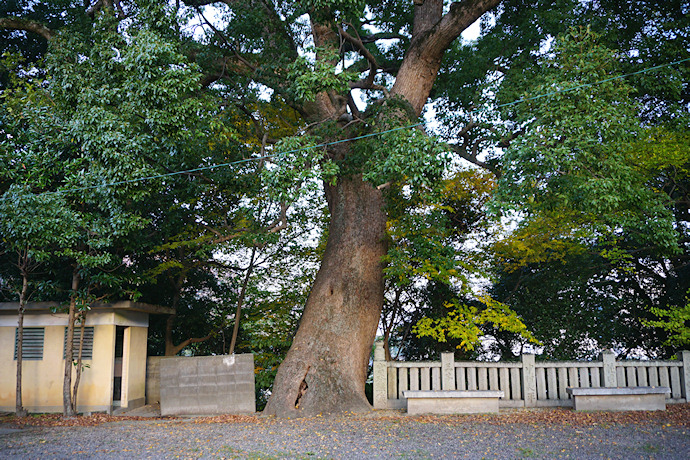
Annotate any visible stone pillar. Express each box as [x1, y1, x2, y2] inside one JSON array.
[[600, 349, 617, 387], [373, 342, 388, 409], [441, 352, 455, 390], [521, 354, 537, 407], [677, 350, 690, 401]]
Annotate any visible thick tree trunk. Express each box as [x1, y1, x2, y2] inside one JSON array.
[[265, 0, 500, 418], [264, 174, 388, 417]]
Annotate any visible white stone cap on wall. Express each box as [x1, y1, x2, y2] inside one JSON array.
[[403, 390, 505, 398], [566, 387, 671, 396]]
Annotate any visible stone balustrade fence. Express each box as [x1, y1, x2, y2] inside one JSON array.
[[372, 344, 690, 410]]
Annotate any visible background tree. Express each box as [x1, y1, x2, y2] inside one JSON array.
[[1, 1, 319, 415], [0, 188, 77, 415], [1, 2, 223, 414], [2, 0, 688, 418], [483, 19, 688, 359], [382, 1, 687, 361], [380, 167, 537, 360]]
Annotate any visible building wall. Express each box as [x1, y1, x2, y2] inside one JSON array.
[[124, 326, 148, 409], [0, 310, 150, 413], [0, 322, 115, 413], [72, 324, 116, 412]]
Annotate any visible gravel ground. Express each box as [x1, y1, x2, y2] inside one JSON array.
[[1, 411, 689, 459]]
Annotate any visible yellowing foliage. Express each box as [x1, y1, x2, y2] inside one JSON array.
[[412, 295, 540, 352], [492, 210, 593, 272], [643, 290, 690, 348], [628, 128, 690, 177]]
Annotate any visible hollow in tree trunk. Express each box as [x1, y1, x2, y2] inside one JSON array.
[[264, 0, 500, 417], [264, 175, 387, 417]]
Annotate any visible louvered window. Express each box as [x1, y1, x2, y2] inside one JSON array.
[[14, 327, 45, 360], [63, 327, 94, 359]]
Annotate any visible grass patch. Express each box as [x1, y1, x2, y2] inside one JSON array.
[[517, 447, 537, 457], [641, 443, 660, 453]]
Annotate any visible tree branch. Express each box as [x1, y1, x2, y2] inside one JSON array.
[[450, 128, 500, 177], [360, 32, 407, 43], [391, 0, 501, 114], [197, 9, 258, 74], [347, 91, 362, 119], [0, 17, 55, 40], [228, 246, 257, 354], [430, 0, 502, 52], [267, 202, 289, 234], [349, 79, 389, 94], [339, 24, 379, 71], [167, 332, 216, 356], [497, 129, 524, 148]]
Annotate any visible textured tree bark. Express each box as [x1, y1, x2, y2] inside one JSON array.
[[63, 270, 79, 416], [71, 312, 87, 414], [264, 174, 388, 416], [228, 247, 256, 355], [0, 17, 54, 40], [15, 268, 29, 417], [264, 0, 502, 417]]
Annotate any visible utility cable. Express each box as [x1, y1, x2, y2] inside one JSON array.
[[3, 56, 689, 199]]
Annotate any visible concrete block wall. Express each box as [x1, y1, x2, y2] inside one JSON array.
[[159, 354, 255, 416], [146, 356, 162, 404]]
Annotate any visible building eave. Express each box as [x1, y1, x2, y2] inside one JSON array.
[[0, 301, 175, 316]]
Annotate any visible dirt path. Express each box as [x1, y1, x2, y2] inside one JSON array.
[[1, 406, 689, 459]]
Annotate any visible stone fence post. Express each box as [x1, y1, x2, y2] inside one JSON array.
[[600, 349, 617, 387], [441, 352, 455, 390], [521, 354, 537, 407], [678, 350, 690, 401], [373, 342, 388, 409]]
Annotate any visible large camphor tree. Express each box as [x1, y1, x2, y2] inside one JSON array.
[[5, 0, 685, 417], [1, 0, 502, 417], [236, 0, 502, 417]]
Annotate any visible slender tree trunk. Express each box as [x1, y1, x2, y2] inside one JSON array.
[[228, 247, 256, 355], [164, 313, 178, 356], [63, 270, 79, 416], [164, 277, 216, 355], [71, 311, 86, 414], [164, 271, 186, 356], [382, 287, 404, 362], [15, 267, 29, 417], [383, 329, 393, 362], [264, 174, 388, 416]]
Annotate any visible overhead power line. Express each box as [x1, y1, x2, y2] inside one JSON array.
[[3, 56, 689, 199]]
